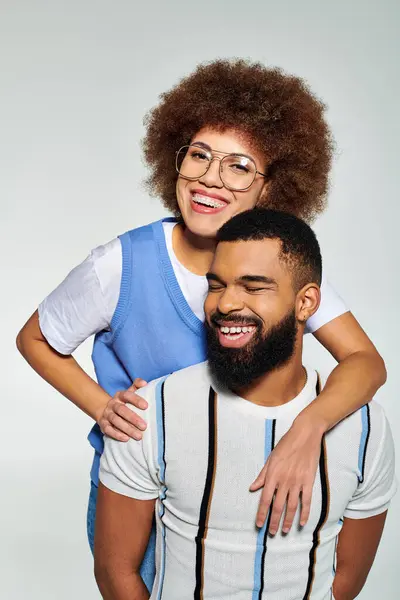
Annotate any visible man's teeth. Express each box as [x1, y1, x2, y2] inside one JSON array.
[[192, 194, 226, 209], [220, 326, 255, 334]]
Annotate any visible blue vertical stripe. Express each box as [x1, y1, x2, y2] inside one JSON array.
[[252, 419, 275, 600], [357, 405, 370, 483], [155, 376, 168, 600]]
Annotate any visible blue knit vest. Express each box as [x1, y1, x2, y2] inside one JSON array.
[[88, 217, 207, 482], [88, 218, 207, 590]]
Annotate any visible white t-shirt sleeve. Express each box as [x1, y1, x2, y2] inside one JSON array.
[[99, 384, 160, 500], [305, 277, 349, 334], [38, 238, 122, 355], [344, 407, 397, 519]]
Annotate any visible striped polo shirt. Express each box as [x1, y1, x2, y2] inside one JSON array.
[[100, 362, 396, 600]]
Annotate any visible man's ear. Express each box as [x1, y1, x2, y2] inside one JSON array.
[[295, 283, 321, 323]]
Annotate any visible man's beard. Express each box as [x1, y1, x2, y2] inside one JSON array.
[[206, 309, 298, 391]]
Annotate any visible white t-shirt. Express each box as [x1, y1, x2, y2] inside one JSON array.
[[100, 362, 396, 600], [38, 222, 348, 355]]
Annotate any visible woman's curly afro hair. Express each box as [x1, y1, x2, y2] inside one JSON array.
[[142, 59, 333, 223]]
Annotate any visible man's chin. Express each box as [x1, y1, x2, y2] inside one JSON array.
[[206, 308, 298, 391]]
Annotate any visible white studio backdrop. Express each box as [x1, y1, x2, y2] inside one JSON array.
[[1, 1, 399, 598]]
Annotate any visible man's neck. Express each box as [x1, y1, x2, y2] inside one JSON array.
[[172, 223, 216, 276], [235, 354, 307, 408]]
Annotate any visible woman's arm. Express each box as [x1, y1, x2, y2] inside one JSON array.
[[17, 310, 112, 423], [251, 312, 386, 534], [17, 310, 146, 441], [303, 311, 386, 429]]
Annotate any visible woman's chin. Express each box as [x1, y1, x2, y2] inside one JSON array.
[[181, 208, 232, 240]]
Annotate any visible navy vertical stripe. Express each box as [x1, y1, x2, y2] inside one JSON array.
[[302, 377, 330, 600], [302, 437, 330, 600], [155, 377, 169, 600], [252, 419, 277, 600], [194, 387, 218, 600]]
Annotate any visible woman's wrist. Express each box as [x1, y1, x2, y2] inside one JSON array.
[[93, 394, 111, 425], [293, 404, 329, 437]]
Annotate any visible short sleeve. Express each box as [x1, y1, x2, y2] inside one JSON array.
[[38, 238, 122, 354], [344, 408, 397, 519], [99, 384, 160, 500], [305, 277, 349, 334]]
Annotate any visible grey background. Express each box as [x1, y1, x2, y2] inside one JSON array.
[[1, 0, 399, 598]]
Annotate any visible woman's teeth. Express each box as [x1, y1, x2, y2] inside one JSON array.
[[192, 194, 226, 209]]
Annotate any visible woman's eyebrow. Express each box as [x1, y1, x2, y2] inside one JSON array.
[[192, 141, 211, 150], [191, 141, 255, 162]]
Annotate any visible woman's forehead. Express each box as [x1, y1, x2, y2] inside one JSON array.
[[190, 127, 266, 162]]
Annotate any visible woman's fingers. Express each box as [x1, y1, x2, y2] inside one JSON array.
[[127, 377, 148, 392], [281, 489, 301, 533], [254, 475, 275, 528], [250, 420, 322, 533], [114, 401, 147, 430], [133, 377, 148, 388], [249, 462, 267, 492], [118, 389, 148, 410], [99, 387, 149, 440], [101, 422, 129, 442], [300, 485, 313, 527], [106, 410, 144, 440]]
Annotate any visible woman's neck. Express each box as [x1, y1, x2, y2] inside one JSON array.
[[172, 223, 217, 276]]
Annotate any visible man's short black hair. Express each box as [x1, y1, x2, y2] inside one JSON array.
[[217, 208, 322, 291]]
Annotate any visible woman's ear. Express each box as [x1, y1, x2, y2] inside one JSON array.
[[257, 179, 272, 206], [295, 283, 321, 323]]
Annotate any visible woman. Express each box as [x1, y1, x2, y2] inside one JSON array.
[[16, 59, 385, 591]]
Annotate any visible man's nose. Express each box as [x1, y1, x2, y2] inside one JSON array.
[[217, 288, 245, 314], [199, 158, 224, 188]]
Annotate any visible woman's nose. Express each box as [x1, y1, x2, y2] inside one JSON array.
[[199, 158, 223, 188]]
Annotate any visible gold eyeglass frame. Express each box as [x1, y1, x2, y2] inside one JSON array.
[[175, 144, 268, 192]]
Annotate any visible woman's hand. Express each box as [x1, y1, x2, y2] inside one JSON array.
[[250, 413, 326, 534], [98, 378, 149, 442]]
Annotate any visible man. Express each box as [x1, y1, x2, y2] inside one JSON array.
[[95, 209, 396, 599]]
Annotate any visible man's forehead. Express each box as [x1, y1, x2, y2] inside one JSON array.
[[212, 239, 285, 277]]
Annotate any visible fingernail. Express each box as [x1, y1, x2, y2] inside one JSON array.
[[269, 528, 276, 536], [282, 528, 289, 534]]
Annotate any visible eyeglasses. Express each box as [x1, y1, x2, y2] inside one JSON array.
[[175, 144, 268, 191]]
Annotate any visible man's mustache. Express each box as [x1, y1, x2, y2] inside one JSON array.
[[209, 311, 262, 327]]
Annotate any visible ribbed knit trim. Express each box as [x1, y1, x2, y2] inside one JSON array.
[[110, 230, 133, 333], [153, 218, 204, 336]]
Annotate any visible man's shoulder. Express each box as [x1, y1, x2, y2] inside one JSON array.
[[165, 361, 212, 394], [345, 399, 386, 427], [140, 362, 211, 403], [329, 398, 389, 445]]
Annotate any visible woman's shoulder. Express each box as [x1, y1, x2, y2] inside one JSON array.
[[90, 237, 122, 291]]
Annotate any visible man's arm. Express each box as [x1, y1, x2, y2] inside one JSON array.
[[94, 482, 155, 600], [333, 405, 396, 599], [333, 512, 387, 599], [95, 380, 160, 599]]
